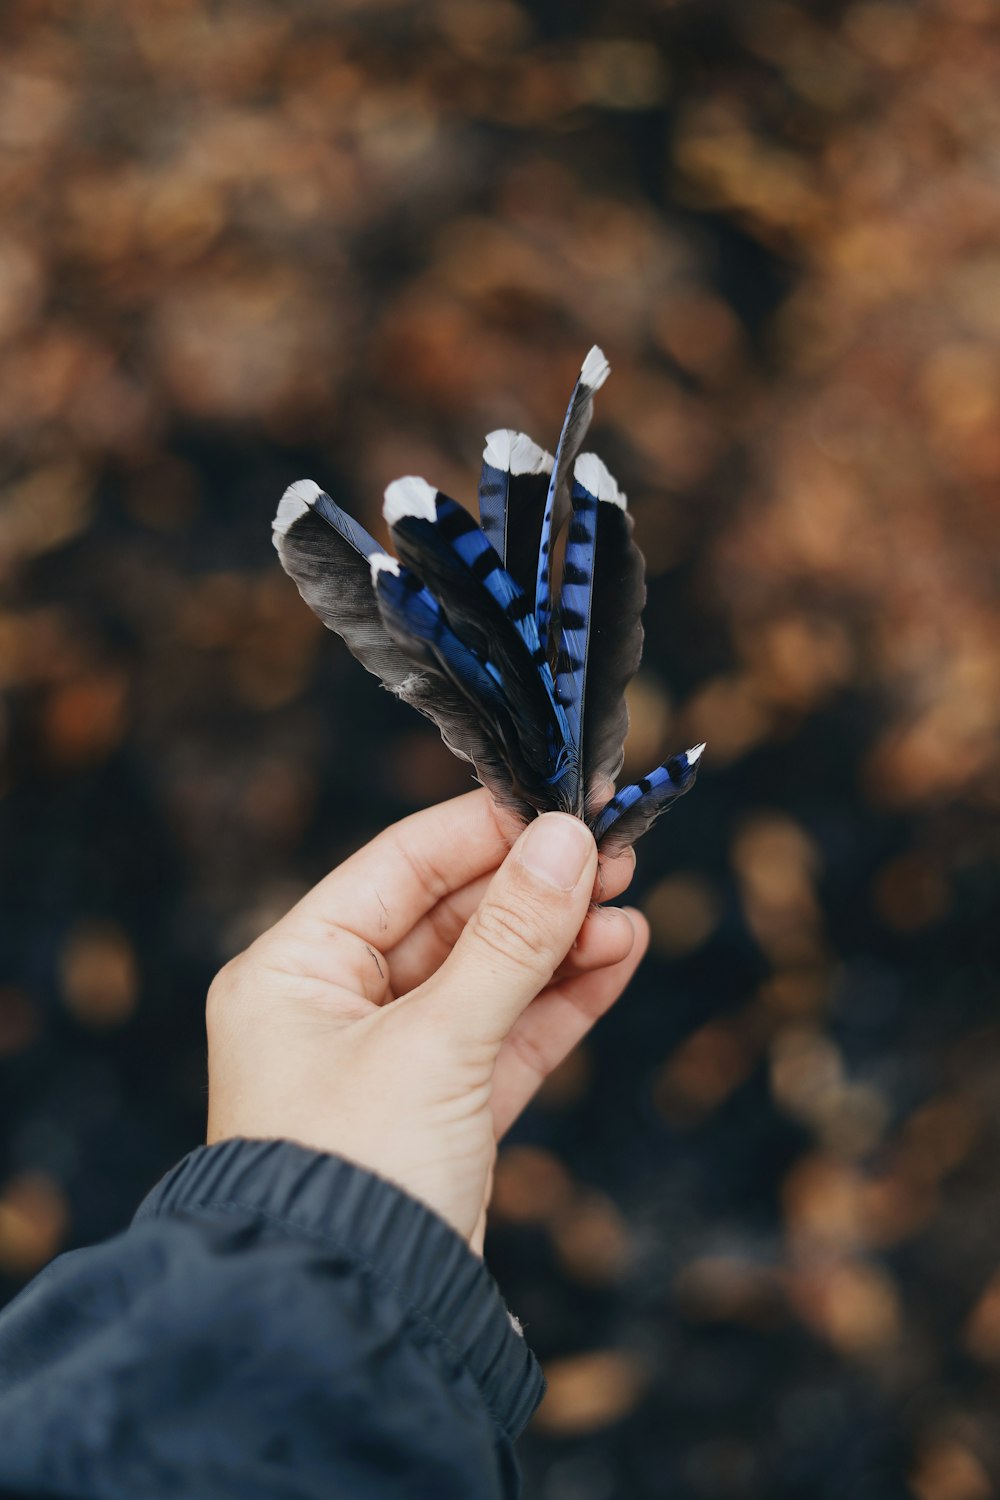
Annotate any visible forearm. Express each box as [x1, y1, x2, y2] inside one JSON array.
[[0, 1139, 542, 1500]]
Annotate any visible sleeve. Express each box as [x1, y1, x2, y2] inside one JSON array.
[[0, 1138, 545, 1500]]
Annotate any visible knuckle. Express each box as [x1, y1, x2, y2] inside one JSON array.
[[507, 1022, 551, 1082], [207, 955, 238, 1006], [393, 832, 452, 906], [426, 891, 468, 952], [206, 952, 253, 1028]]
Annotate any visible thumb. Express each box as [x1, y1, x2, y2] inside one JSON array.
[[423, 813, 598, 1044]]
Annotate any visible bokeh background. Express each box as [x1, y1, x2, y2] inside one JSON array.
[[2, 0, 1000, 1495]]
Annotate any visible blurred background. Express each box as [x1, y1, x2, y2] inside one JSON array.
[[1, 0, 999, 1495]]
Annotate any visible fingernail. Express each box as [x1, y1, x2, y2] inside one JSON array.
[[519, 814, 594, 891]]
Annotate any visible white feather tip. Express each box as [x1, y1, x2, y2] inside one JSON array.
[[581, 345, 610, 391], [574, 452, 626, 508], [686, 743, 706, 766], [369, 551, 400, 583], [273, 478, 322, 537], [483, 429, 553, 476], [383, 476, 438, 526]]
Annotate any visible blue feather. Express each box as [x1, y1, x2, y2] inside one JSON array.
[[389, 481, 543, 654], [477, 430, 553, 589], [272, 351, 705, 853], [534, 346, 609, 654], [552, 454, 622, 812], [384, 477, 576, 804], [274, 481, 535, 820], [369, 553, 504, 702], [371, 550, 572, 814], [579, 479, 646, 816], [589, 745, 705, 853]]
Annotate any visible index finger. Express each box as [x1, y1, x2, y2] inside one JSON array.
[[280, 789, 511, 949], [278, 789, 637, 952]]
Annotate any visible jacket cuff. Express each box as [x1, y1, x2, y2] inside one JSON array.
[[134, 1137, 544, 1441]]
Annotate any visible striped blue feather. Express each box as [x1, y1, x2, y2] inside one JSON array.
[[552, 454, 619, 812], [589, 745, 705, 853], [477, 430, 553, 590], [272, 351, 705, 853], [384, 477, 576, 802], [369, 554, 504, 702], [534, 345, 609, 655]]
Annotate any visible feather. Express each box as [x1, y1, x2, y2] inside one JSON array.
[[534, 345, 610, 654], [384, 476, 576, 809], [370, 553, 548, 818], [577, 460, 646, 816], [477, 430, 553, 596], [273, 481, 532, 817], [590, 744, 705, 855], [386, 478, 539, 659], [273, 479, 411, 691], [272, 349, 704, 855], [551, 453, 644, 818], [551, 453, 606, 814], [369, 552, 505, 703]]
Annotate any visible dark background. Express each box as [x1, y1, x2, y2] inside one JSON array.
[[2, 1, 1000, 1496]]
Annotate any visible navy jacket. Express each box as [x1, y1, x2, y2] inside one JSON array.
[[0, 1138, 544, 1497]]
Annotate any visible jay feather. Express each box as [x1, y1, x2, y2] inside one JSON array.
[[272, 349, 702, 853]]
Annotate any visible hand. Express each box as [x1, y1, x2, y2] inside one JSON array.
[[206, 791, 649, 1252]]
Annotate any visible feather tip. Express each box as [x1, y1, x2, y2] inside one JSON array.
[[369, 551, 401, 582], [384, 476, 438, 526], [483, 430, 554, 476], [574, 452, 626, 508], [580, 345, 610, 391], [274, 478, 322, 537]]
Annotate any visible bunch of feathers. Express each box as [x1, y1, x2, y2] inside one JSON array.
[[273, 347, 702, 857]]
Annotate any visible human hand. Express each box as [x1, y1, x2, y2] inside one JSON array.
[[206, 791, 649, 1252]]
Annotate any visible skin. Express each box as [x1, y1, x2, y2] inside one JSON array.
[[207, 790, 650, 1254]]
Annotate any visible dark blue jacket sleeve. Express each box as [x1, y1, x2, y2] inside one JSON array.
[[0, 1138, 544, 1499]]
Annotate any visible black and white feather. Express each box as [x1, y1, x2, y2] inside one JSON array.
[[272, 348, 702, 853]]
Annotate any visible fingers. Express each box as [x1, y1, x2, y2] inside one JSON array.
[[490, 909, 650, 1137], [588, 773, 615, 811], [386, 845, 637, 995], [388, 873, 636, 997], [570, 905, 636, 972], [417, 813, 599, 1043], [269, 782, 635, 993], [276, 789, 511, 950], [596, 844, 635, 903]]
